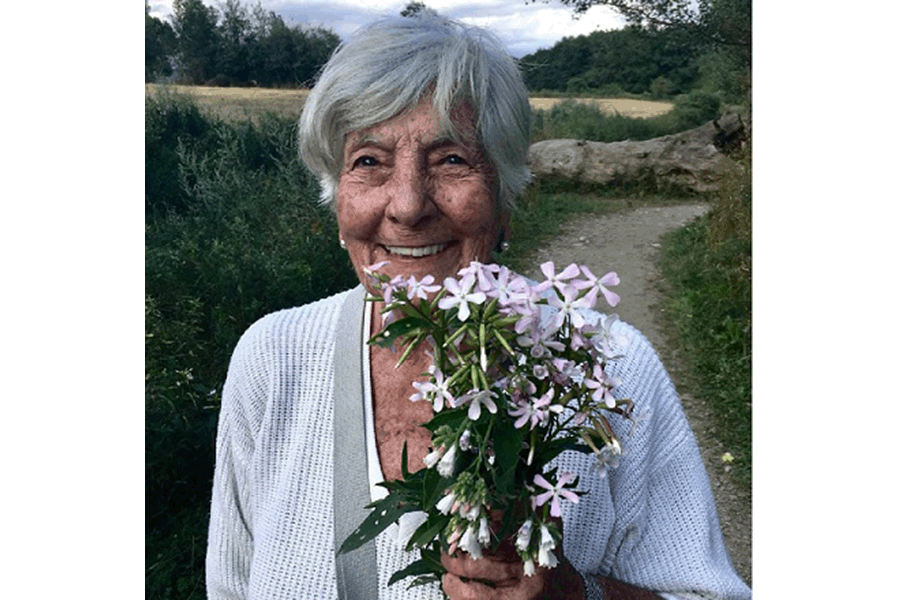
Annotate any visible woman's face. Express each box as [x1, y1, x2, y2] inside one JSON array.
[[336, 98, 503, 294]]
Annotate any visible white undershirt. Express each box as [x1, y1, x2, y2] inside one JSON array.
[[362, 304, 389, 502]]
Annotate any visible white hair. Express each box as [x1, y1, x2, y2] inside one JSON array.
[[298, 14, 533, 212]]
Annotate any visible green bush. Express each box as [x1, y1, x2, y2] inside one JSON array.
[[649, 76, 675, 99], [145, 89, 220, 215], [145, 93, 358, 598], [659, 142, 751, 487], [669, 91, 722, 130], [531, 91, 720, 144]]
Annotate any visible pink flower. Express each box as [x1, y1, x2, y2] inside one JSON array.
[[410, 367, 455, 412], [574, 266, 620, 308], [547, 284, 592, 331], [438, 273, 486, 321], [381, 275, 407, 305], [478, 265, 528, 306], [583, 363, 619, 409], [516, 324, 565, 359], [533, 472, 580, 517], [452, 389, 499, 421], [405, 274, 441, 300], [533, 261, 581, 293], [508, 389, 562, 429]]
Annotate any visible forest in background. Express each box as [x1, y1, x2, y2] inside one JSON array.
[[146, 0, 750, 103]]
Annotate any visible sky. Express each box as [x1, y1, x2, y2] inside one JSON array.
[[146, 0, 626, 58]]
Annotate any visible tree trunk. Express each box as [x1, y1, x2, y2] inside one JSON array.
[[527, 113, 747, 193]]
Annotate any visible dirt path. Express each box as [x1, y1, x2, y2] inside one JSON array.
[[521, 203, 752, 586]]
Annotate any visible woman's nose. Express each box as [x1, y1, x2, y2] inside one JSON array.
[[385, 160, 437, 227]]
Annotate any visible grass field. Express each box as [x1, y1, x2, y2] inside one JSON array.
[[144, 84, 673, 122]]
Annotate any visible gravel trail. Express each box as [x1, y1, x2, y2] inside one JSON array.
[[521, 203, 752, 586]]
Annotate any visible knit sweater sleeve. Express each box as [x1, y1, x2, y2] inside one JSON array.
[[205, 314, 271, 600], [593, 321, 750, 599], [554, 315, 750, 600]]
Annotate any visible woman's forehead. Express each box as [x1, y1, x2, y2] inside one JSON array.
[[345, 98, 477, 149]]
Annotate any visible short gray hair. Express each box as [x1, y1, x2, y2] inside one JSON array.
[[298, 14, 533, 212]]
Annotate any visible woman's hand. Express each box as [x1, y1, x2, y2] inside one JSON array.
[[440, 530, 585, 600]]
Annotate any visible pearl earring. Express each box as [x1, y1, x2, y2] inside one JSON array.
[[339, 238, 347, 250]]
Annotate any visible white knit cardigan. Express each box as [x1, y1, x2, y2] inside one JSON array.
[[206, 286, 752, 599]]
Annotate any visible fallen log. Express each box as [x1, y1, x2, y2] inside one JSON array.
[[527, 113, 746, 193]]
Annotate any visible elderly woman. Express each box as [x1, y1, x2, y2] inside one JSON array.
[[206, 14, 751, 600]]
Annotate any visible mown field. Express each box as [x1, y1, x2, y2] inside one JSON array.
[[144, 83, 673, 122]]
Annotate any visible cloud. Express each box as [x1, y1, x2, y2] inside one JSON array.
[[146, 0, 625, 58]]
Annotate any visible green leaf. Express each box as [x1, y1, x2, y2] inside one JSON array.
[[369, 317, 431, 349], [387, 557, 440, 587], [339, 494, 413, 554], [491, 417, 527, 497], [422, 408, 468, 434], [532, 435, 587, 465], [406, 511, 449, 551], [422, 464, 448, 508]]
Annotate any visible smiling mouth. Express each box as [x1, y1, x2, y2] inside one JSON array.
[[384, 243, 449, 258]]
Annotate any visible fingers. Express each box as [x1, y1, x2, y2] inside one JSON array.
[[442, 570, 546, 600], [441, 550, 522, 584], [442, 572, 494, 600]]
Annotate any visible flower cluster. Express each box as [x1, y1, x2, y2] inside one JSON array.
[[341, 260, 633, 589]]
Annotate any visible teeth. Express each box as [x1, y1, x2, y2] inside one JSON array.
[[385, 243, 448, 257]]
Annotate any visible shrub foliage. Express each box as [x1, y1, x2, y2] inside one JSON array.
[[659, 142, 751, 486], [531, 91, 721, 142], [145, 90, 357, 598]]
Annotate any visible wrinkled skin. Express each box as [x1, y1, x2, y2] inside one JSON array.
[[336, 97, 505, 298]]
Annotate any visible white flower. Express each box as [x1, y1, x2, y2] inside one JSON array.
[[539, 524, 556, 550], [396, 511, 428, 547], [477, 517, 491, 545], [515, 519, 534, 552], [437, 444, 457, 477], [533, 261, 581, 294], [410, 367, 455, 412], [405, 274, 441, 300], [423, 447, 443, 469], [574, 266, 620, 307], [593, 441, 622, 478], [547, 284, 591, 331], [435, 491, 457, 515], [459, 525, 483, 559], [523, 558, 536, 577], [533, 472, 580, 517], [537, 545, 558, 568]]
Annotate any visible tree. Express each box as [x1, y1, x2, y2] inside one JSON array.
[[172, 0, 220, 83], [216, 0, 254, 85], [293, 26, 340, 87], [545, 0, 749, 60], [544, 0, 750, 99], [401, 1, 439, 17], [146, 3, 176, 82]]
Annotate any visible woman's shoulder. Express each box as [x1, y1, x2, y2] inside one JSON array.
[[231, 286, 361, 361]]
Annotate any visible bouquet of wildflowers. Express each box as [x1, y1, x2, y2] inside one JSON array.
[[339, 260, 633, 589]]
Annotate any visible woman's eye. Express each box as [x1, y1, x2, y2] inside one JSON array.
[[353, 155, 378, 168], [442, 154, 466, 166]]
